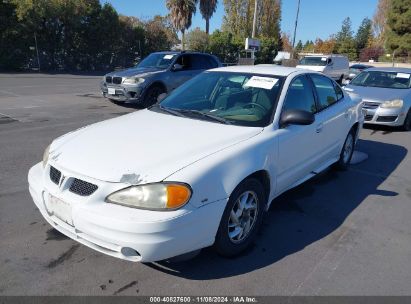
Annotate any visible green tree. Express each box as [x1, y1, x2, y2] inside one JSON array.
[[296, 40, 303, 51], [186, 27, 209, 51], [207, 29, 243, 63], [199, 0, 218, 35], [372, 0, 390, 47], [355, 18, 373, 52], [166, 0, 197, 50], [386, 0, 411, 53], [335, 17, 357, 60], [145, 15, 178, 55], [222, 0, 281, 39]]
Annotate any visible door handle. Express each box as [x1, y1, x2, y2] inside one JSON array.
[[344, 111, 349, 118], [316, 123, 323, 133]]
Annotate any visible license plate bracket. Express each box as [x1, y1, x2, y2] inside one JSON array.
[[45, 194, 73, 226], [108, 88, 116, 95]]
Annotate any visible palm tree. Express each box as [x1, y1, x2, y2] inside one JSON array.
[[166, 0, 197, 50], [199, 0, 218, 35]]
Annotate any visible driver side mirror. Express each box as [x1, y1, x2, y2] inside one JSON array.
[[172, 63, 183, 71], [280, 109, 315, 128]]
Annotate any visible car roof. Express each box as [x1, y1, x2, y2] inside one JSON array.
[[350, 64, 373, 68], [366, 67, 411, 73], [152, 51, 214, 56], [209, 64, 305, 76]]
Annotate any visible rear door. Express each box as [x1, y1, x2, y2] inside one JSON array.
[[309, 73, 350, 163]]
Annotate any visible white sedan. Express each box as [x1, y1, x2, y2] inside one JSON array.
[[28, 65, 363, 262]]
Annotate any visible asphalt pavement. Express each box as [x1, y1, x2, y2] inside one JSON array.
[[1, 73, 410, 296]]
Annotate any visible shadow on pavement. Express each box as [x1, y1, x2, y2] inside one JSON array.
[[146, 139, 407, 280]]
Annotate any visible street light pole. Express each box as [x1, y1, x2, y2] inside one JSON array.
[[251, 0, 258, 60], [252, 0, 258, 39], [292, 0, 301, 57], [34, 32, 41, 72]]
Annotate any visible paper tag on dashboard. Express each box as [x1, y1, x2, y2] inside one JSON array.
[[321, 57, 327, 61], [396, 73, 410, 79], [244, 76, 278, 90], [163, 54, 175, 59]]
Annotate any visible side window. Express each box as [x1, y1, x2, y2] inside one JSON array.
[[282, 75, 317, 114], [189, 55, 209, 70], [333, 81, 344, 100], [174, 55, 191, 70], [206, 56, 219, 69], [310, 74, 338, 110]]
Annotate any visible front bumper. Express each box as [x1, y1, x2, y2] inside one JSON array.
[[363, 105, 407, 127], [100, 81, 144, 103], [28, 162, 226, 262]]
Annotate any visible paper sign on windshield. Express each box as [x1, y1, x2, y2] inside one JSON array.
[[244, 76, 278, 90], [396, 73, 410, 79], [163, 54, 175, 59]]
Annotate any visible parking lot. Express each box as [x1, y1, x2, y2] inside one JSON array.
[[1, 73, 411, 296]]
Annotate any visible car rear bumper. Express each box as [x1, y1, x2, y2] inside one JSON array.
[[28, 162, 226, 262]]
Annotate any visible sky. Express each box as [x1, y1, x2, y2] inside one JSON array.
[[102, 0, 379, 43]]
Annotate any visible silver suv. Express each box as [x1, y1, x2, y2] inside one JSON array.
[[100, 51, 221, 107]]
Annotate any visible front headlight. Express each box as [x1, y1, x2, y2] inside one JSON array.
[[42, 144, 51, 168], [380, 99, 403, 108], [122, 77, 145, 85], [106, 183, 192, 210]]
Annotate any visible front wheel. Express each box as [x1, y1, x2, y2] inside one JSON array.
[[402, 109, 411, 131], [214, 178, 265, 257], [334, 129, 356, 170], [142, 85, 165, 108]]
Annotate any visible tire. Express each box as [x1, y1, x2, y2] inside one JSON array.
[[334, 129, 356, 170], [402, 109, 411, 131], [214, 178, 265, 257], [142, 84, 165, 108]]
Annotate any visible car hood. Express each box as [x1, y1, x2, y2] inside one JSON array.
[[107, 66, 164, 78], [49, 110, 263, 184], [344, 85, 410, 102], [296, 65, 325, 72]]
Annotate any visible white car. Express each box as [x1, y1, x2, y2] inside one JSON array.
[[296, 55, 349, 83], [28, 65, 363, 262]]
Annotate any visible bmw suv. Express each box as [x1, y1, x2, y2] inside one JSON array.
[[100, 51, 221, 107]]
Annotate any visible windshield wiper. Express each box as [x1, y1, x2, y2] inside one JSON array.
[[150, 104, 186, 117], [177, 109, 232, 124]]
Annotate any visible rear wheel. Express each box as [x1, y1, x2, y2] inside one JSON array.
[[142, 85, 165, 108], [402, 109, 411, 131], [334, 129, 356, 170], [214, 178, 265, 257]]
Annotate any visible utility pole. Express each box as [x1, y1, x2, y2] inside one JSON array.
[[34, 32, 41, 72], [292, 0, 301, 59], [252, 0, 258, 39], [251, 0, 258, 60]]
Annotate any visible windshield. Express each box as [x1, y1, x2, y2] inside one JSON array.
[[137, 53, 177, 69], [350, 71, 411, 89], [299, 57, 327, 66], [154, 72, 283, 127]]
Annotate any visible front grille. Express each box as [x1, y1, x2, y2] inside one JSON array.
[[105, 76, 112, 83], [376, 115, 397, 122], [69, 178, 98, 196], [363, 102, 380, 109], [113, 77, 122, 84], [364, 114, 374, 121], [49, 166, 61, 185]]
